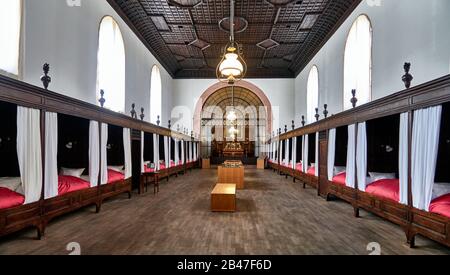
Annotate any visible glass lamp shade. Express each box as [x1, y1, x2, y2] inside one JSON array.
[[226, 110, 237, 121], [219, 53, 243, 77]]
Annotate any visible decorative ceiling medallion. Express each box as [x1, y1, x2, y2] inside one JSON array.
[[189, 38, 211, 50], [256, 38, 280, 51], [167, 0, 203, 8], [264, 0, 297, 7], [218, 17, 249, 34]]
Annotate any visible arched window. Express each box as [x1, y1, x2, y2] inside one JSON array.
[[0, 0, 21, 76], [150, 65, 162, 124], [343, 15, 372, 110], [307, 66, 319, 124], [96, 16, 125, 113]]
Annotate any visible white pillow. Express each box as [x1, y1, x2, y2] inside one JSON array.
[[310, 163, 316, 167], [0, 177, 22, 193], [60, 167, 85, 178], [432, 183, 450, 200], [334, 166, 346, 176], [368, 172, 396, 182], [108, 165, 124, 172]]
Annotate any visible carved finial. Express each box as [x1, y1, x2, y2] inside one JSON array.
[[168, 120, 171, 129], [157, 115, 160, 126], [99, 89, 106, 107], [130, 104, 137, 118], [315, 108, 320, 121], [284, 125, 287, 133], [301, 115, 305, 127], [140, 108, 145, 121], [279, 128, 281, 135], [323, 104, 329, 118], [351, 89, 358, 108], [402, 62, 413, 89], [177, 124, 180, 132], [292, 120, 295, 130], [40, 63, 51, 90]]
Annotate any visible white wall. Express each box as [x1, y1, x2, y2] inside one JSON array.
[[172, 78, 295, 134], [20, 0, 173, 123], [295, 0, 450, 120]]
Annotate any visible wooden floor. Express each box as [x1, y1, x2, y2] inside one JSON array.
[[1, 168, 449, 255]]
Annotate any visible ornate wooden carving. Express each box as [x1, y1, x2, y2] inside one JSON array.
[[140, 108, 145, 121], [168, 120, 171, 129], [157, 115, 161, 126], [292, 120, 295, 130], [130, 103, 137, 118], [301, 115, 306, 127], [40, 63, 51, 90], [351, 89, 358, 108], [315, 108, 320, 121], [402, 62, 413, 89], [98, 90, 106, 108], [323, 104, 329, 118]]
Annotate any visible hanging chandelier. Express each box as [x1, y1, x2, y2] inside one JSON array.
[[216, 0, 247, 84]]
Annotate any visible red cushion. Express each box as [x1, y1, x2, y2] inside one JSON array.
[[429, 194, 450, 218], [0, 187, 25, 209], [144, 167, 155, 173], [332, 172, 347, 186], [160, 164, 166, 170], [107, 169, 125, 184], [366, 179, 399, 202], [296, 163, 302, 171], [58, 175, 90, 195], [307, 166, 315, 175]]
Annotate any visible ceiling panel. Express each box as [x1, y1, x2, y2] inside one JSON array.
[[109, 0, 361, 78]]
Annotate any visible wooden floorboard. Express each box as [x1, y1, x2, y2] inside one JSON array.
[[0, 168, 449, 255]]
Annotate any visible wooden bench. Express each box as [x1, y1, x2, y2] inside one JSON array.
[[211, 184, 236, 212]]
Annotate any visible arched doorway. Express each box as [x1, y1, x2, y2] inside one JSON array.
[[194, 81, 272, 163]]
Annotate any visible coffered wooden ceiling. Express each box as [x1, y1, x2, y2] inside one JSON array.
[[108, 0, 361, 79]]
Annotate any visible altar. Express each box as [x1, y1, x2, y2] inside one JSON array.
[[222, 142, 244, 157]]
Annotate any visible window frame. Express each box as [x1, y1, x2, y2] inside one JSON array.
[[0, 0, 24, 80], [342, 14, 373, 111]]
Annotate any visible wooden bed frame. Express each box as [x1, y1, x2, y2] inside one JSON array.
[[271, 72, 450, 248], [0, 70, 195, 239]]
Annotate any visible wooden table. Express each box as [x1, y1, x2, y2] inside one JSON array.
[[211, 183, 236, 212], [140, 171, 160, 194], [218, 165, 244, 189]]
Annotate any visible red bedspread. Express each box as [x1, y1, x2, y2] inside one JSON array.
[[365, 179, 399, 202], [0, 187, 25, 209], [144, 166, 155, 173], [107, 169, 125, 184], [429, 194, 450, 218], [296, 163, 302, 171], [58, 175, 90, 195], [307, 166, 316, 176], [332, 172, 347, 186]]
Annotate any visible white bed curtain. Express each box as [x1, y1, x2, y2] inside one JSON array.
[[327, 128, 336, 181], [291, 138, 297, 169], [285, 139, 290, 166], [100, 123, 108, 185], [44, 112, 58, 199], [153, 134, 160, 170], [315, 132, 319, 176], [174, 138, 179, 166], [190, 142, 193, 162], [181, 140, 185, 165], [399, 113, 409, 205], [123, 128, 132, 179], [356, 122, 367, 191], [412, 106, 442, 211], [303, 135, 309, 172], [164, 136, 169, 168], [141, 131, 145, 173], [346, 124, 356, 188], [89, 121, 100, 188], [17, 107, 42, 204]]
